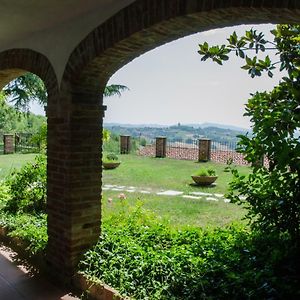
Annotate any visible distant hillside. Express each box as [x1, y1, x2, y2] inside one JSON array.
[[104, 123, 251, 145]]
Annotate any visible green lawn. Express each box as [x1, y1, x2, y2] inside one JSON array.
[[0, 153, 249, 228], [0, 153, 36, 179], [102, 191, 245, 228], [102, 154, 250, 194], [102, 155, 250, 227]]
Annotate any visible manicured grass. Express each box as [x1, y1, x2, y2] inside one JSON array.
[[102, 154, 250, 194], [0, 153, 36, 179], [102, 191, 245, 228], [102, 155, 250, 227], [0, 153, 248, 227]]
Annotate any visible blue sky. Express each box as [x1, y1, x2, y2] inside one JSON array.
[[103, 23, 282, 130], [31, 24, 282, 130]]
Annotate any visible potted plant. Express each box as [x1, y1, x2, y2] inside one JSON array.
[[191, 167, 218, 186], [102, 153, 121, 169]]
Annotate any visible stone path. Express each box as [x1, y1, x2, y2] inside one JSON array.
[[102, 184, 231, 203]]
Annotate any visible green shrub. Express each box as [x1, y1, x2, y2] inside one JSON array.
[[0, 181, 11, 208], [4, 155, 46, 213], [0, 212, 47, 254], [105, 153, 119, 162], [79, 205, 300, 299], [103, 133, 119, 153], [139, 137, 147, 147], [193, 167, 216, 176]]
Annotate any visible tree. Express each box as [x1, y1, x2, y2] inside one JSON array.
[[198, 25, 300, 241], [103, 84, 129, 98], [3, 74, 129, 112]]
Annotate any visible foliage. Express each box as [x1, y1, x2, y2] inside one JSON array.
[[193, 167, 216, 176], [105, 153, 119, 162], [103, 131, 119, 153], [80, 205, 300, 299], [102, 129, 110, 142], [0, 92, 45, 133], [4, 155, 46, 214], [30, 122, 47, 152], [198, 24, 300, 240], [3, 71, 129, 112], [140, 137, 147, 146], [0, 212, 47, 254], [105, 124, 245, 148], [0, 181, 11, 205], [3, 73, 47, 113], [103, 84, 129, 98]]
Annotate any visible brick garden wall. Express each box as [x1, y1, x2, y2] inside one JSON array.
[[138, 144, 249, 165]]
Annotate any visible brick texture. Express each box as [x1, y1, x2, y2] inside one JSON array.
[[1, 0, 300, 285]]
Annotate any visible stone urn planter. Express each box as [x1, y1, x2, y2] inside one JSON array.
[[191, 167, 217, 186], [103, 153, 120, 170], [103, 162, 121, 170], [191, 175, 218, 186]]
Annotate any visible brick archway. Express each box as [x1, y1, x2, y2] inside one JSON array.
[[56, 1, 300, 276], [0, 49, 58, 95], [3, 1, 298, 281], [64, 0, 300, 92]]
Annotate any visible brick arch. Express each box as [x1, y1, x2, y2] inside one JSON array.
[[43, 1, 300, 278], [0, 48, 58, 97], [64, 0, 300, 93]]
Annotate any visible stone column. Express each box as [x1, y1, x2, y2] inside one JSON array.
[[46, 90, 103, 280], [120, 135, 131, 154], [198, 139, 211, 162], [156, 137, 167, 158], [3, 134, 14, 154]]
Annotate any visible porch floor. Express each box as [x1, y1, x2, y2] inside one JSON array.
[[0, 245, 78, 300]]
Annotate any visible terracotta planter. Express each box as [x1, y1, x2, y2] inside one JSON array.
[[103, 162, 121, 169], [191, 175, 218, 186]]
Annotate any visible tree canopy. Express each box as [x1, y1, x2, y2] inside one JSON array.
[[198, 24, 300, 241], [3, 74, 129, 113]]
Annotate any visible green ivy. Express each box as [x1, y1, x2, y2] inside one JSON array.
[[79, 205, 300, 299]]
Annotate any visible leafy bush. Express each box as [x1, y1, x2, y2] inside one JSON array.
[[103, 133, 119, 153], [0, 181, 11, 207], [193, 167, 216, 176], [79, 205, 300, 299], [105, 153, 119, 162], [4, 155, 46, 213], [198, 24, 300, 242], [0, 212, 47, 254], [139, 137, 147, 147], [30, 122, 47, 152]]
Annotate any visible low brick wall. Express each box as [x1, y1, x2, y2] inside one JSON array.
[[138, 145, 250, 166]]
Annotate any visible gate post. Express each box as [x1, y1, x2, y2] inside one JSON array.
[[120, 135, 131, 154], [155, 137, 167, 158], [198, 139, 211, 162], [3, 134, 14, 154]]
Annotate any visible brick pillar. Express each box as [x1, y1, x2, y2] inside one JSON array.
[[3, 134, 14, 154], [46, 90, 103, 280], [198, 139, 211, 162], [156, 137, 167, 158], [120, 135, 131, 154]]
